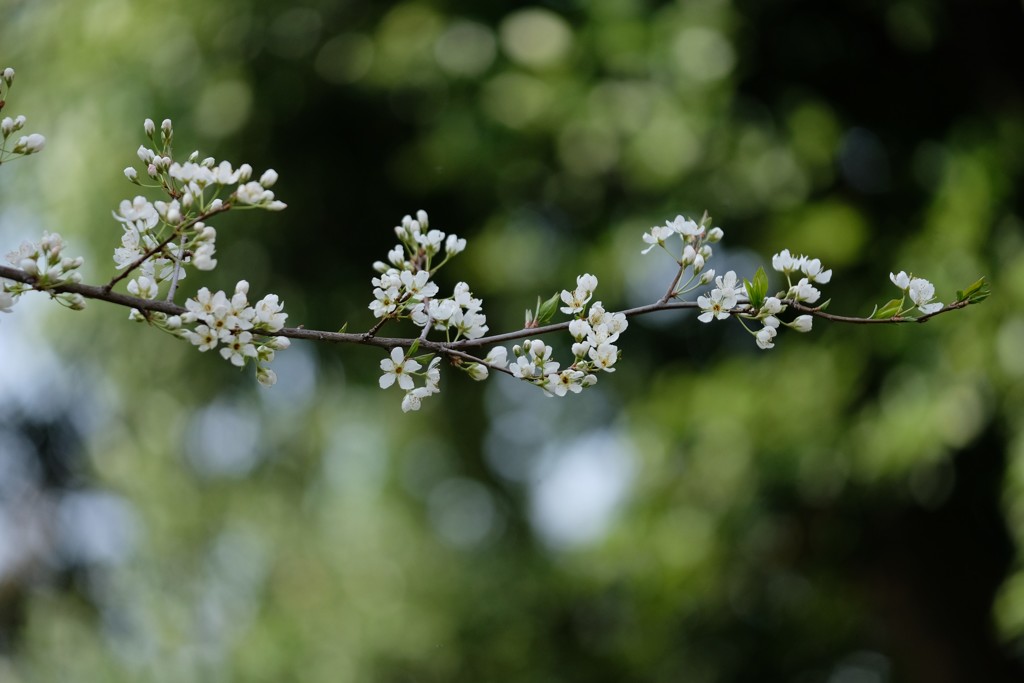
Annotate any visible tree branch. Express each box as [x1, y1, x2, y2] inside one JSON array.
[[1, 263, 974, 364]]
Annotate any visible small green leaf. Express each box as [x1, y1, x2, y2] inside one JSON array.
[[817, 298, 832, 311], [536, 291, 562, 324], [745, 267, 768, 310], [338, 322, 348, 333], [958, 276, 990, 304], [871, 297, 904, 319], [408, 339, 420, 356]]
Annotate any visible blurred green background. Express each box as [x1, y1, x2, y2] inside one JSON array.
[[1, 0, 1023, 680]]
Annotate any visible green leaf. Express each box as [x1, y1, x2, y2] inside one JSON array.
[[871, 297, 904, 319], [957, 276, 990, 304], [408, 339, 420, 356], [817, 298, 831, 311], [337, 322, 348, 333], [536, 292, 562, 325], [745, 267, 768, 310]]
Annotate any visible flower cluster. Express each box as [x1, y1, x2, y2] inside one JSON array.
[[173, 281, 289, 385], [371, 211, 487, 410], [0, 68, 46, 164], [689, 247, 825, 350], [506, 280, 629, 397], [371, 212, 632, 410], [3, 232, 86, 311], [641, 213, 722, 296], [116, 118, 283, 299], [890, 271, 942, 315]]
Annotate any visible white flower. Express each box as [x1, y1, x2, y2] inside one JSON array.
[[568, 318, 592, 340], [127, 276, 158, 299], [445, 234, 466, 255], [379, 348, 420, 391], [772, 249, 796, 273], [114, 196, 159, 229], [761, 297, 783, 316], [401, 387, 432, 412], [908, 277, 942, 314], [182, 324, 219, 351], [800, 257, 832, 284], [452, 308, 488, 339], [697, 288, 737, 322], [715, 271, 744, 299], [890, 271, 911, 290], [755, 325, 777, 350], [369, 286, 400, 318], [665, 215, 702, 236], [791, 278, 821, 304], [551, 369, 586, 396], [194, 243, 218, 271], [789, 315, 813, 332], [417, 229, 445, 255], [560, 274, 598, 314], [219, 331, 258, 367], [641, 224, 674, 254], [400, 270, 439, 298], [253, 294, 287, 331], [588, 343, 618, 371]]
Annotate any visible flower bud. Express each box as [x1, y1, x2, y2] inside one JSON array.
[[124, 167, 139, 183], [257, 366, 277, 386], [707, 227, 724, 242], [466, 363, 489, 381], [137, 145, 155, 164], [790, 315, 813, 333], [161, 118, 173, 138], [14, 133, 45, 154], [1, 117, 12, 136], [143, 118, 155, 136], [259, 169, 278, 187], [2, 67, 14, 85]]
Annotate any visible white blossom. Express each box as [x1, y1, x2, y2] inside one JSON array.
[[379, 347, 420, 391], [908, 277, 942, 314]]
